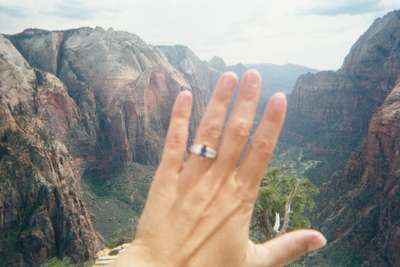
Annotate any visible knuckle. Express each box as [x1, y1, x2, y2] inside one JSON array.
[[243, 88, 259, 101], [172, 106, 188, 119], [199, 122, 221, 140], [231, 189, 255, 215], [229, 120, 251, 139], [251, 138, 275, 156], [165, 131, 184, 149], [236, 186, 256, 205]]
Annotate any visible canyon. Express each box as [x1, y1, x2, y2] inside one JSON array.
[[0, 9, 399, 267]]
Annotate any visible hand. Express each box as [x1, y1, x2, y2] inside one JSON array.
[[111, 70, 326, 267]]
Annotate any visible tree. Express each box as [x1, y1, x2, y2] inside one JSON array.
[[251, 168, 319, 241]]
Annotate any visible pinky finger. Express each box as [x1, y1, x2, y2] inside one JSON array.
[[159, 90, 193, 173]]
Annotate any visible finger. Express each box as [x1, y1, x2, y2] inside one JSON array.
[[247, 230, 327, 267], [236, 92, 286, 196], [180, 72, 237, 179], [212, 69, 262, 174], [158, 90, 193, 174]]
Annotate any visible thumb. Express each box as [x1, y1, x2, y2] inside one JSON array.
[[247, 230, 326, 267]]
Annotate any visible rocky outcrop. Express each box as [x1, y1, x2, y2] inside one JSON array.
[[156, 45, 220, 143], [3, 11, 399, 266], [280, 10, 400, 182], [157, 45, 220, 91], [0, 35, 100, 266], [311, 81, 400, 267], [8, 28, 218, 167], [208, 56, 226, 71], [1, 27, 222, 265], [276, 10, 400, 266]]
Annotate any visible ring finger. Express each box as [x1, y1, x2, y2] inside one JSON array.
[[179, 72, 238, 187]]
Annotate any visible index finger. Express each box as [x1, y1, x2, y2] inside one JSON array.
[[158, 90, 193, 174]]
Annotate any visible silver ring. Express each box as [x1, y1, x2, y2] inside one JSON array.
[[189, 144, 217, 159]]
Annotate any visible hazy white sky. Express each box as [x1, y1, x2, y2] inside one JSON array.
[[0, 0, 399, 70]]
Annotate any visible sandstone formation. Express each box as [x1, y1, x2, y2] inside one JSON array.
[[0, 35, 101, 266], [2, 10, 400, 266], [1, 27, 220, 265], [278, 10, 400, 267], [9, 28, 218, 167], [311, 81, 400, 266], [280, 10, 400, 183]]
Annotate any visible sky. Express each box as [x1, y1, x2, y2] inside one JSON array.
[[0, 0, 399, 70]]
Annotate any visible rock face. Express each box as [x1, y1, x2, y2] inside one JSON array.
[[0, 35, 100, 266], [280, 10, 400, 182], [312, 81, 400, 267], [3, 11, 400, 266], [156, 45, 220, 142], [1, 27, 220, 265], [276, 10, 400, 266], [8, 28, 218, 167]]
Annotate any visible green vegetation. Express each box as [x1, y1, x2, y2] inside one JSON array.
[[41, 257, 95, 267], [41, 257, 75, 267], [0, 231, 19, 266], [303, 243, 364, 267], [82, 162, 319, 248], [1, 129, 30, 147], [272, 146, 322, 177], [81, 162, 155, 243], [37, 127, 54, 148], [33, 69, 46, 88], [251, 168, 319, 241], [106, 239, 130, 250], [12, 102, 30, 118]]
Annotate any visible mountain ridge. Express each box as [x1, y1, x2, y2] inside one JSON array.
[[0, 34, 101, 266], [278, 9, 400, 184], [277, 9, 400, 266], [1, 10, 399, 266]]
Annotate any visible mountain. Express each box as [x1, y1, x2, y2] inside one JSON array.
[[7, 28, 219, 167], [274, 10, 400, 266], [277, 10, 400, 183], [0, 28, 218, 266], [215, 61, 317, 123], [232, 63, 317, 94], [1, 27, 221, 266], [0, 26, 316, 265], [2, 10, 399, 266], [311, 81, 400, 266], [0, 35, 100, 266]]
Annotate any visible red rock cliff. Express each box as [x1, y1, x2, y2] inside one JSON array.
[[312, 81, 400, 266], [281, 10, 400, 182], [9, 28, 219, 167], [0, 35, 101, 266]]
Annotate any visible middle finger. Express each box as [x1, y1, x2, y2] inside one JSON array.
[[211, 69, 262, 176], [179, 72, 238, 189]]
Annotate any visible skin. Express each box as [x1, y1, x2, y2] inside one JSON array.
[[111, 70, 326, 267]]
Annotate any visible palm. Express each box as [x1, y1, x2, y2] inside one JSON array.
[[111, 70, 326, 267]]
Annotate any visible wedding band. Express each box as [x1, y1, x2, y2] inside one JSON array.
[[189, 144, 217, 159]]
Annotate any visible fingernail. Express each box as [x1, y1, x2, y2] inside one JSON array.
[[245, 70, 261, 88], [270, 92, 286, 112], [178, 90, 192, 105], [308, 234, 327, 252], [223, 72, 236, 88]]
